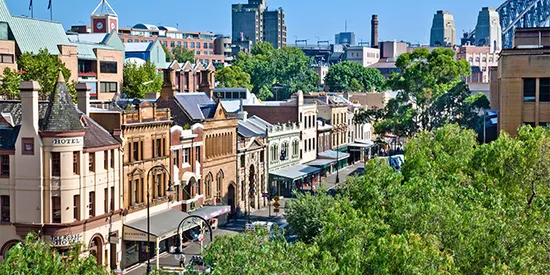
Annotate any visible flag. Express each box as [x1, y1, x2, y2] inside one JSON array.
[[29, 0, 32, 10], [48, 0, 52, 9]]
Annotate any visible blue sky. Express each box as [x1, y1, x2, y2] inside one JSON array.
[[8, 0, 504, 44]]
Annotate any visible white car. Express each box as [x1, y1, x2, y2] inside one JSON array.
[[245, 221, 274, 232]]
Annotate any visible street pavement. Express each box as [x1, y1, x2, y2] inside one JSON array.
[[124, 162, 366, 275]]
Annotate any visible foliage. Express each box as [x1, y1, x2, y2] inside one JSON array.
[[358, 48, 473, 137], [18, 48, 73, 99], [325, 61, 386, 92], [123, 61, 163, 98], [171, 46, 195, 64], [1, 68, 21, 99], [233, 42, 318, 100], [215, 66, 253, 91], [0, 232, 109, 275], [204, 124, 550, 274]]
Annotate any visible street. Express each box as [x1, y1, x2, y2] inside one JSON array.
[[124, 162, 366, 275]]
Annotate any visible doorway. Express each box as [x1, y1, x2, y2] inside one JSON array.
[[89, 235, 103, 265], [227, 184, 236, 215]]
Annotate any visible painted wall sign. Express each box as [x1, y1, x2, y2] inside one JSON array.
[[50, 234, 82, 247], [52, 138, 82, 145]]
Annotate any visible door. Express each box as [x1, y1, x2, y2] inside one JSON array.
[[110, 243, 117, 270], [227, 184, 235, 215]]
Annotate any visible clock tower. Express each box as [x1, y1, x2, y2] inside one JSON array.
[[90, 0, 118, 34]]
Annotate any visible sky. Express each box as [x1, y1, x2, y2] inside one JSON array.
[[7, 0, 505, 45]]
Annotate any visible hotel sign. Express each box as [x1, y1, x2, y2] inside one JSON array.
[[52, 138, 82, 146], [50, 234, 82, 247]]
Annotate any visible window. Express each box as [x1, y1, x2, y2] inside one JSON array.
[[52, 196, 61, 223], [22, 138, 34, 155], [524, 78, 536, 102], [203, 42, 208, 48], [209, 43, 213, 49], [52, 152, 60, 177], [177, 41, 181, 46], [73, 195, 80, 221], [281, 142, 289, 160], [104, 151, 108, 170], [132, 179, 139, 205], [292, 140, 299, 157], [540, 78, 550, 102], [133, 141, 139, 161], [240, 155, 245, 167], [99, 61, 117, 74], [196, 51, 200, 55], [100, 82, 117, 93], [0, 155, 9, 176], [182, 148, 190, 164], [73, 152, 79, 175], [0, 54, 14, 64], [89, 153, 95, 172], [184, 42, 188, 48], [110, 186, 115, 211], [104, 188, 108, 213], [163, 41, 167, 46], [271, 144, 278, 162], [110, 149, 115, 168], [155, 139, 162, 157], [89, 191, 95, 216], [205, 174, 212, 198], [195, 147, 201, 163], [191, 42, 195, 48], [128, 39, 132, 43], [170, 41, 175, 47], [173, 150, 179, 168], [1, 195, 9, 222]]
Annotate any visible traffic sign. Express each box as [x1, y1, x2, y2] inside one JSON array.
[[273, 202, 280, 208], [274, 208, 280, 212]]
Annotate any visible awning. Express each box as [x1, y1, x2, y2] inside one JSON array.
[[348, 143, 373, 148], [123, 209, 193, 242], [306, 159, 335, 168], [318, 150, 350, 161], [189, 205, 231, 221], [354, 139, 375, 146], [270, 164, 321, 181]]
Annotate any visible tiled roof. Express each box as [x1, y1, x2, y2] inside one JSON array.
[[238, 115, 271, 137], [124, 42, 151, 52], [41, 76, 86, 132], [82, 115, 120, 149], [173, 93, 214, 120]]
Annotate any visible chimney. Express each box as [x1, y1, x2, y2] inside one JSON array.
[[160, 67, 177, 100], [237, 97, 248, 121], [76, 82, 91, 116], [19, 81, 41, 132], [371, 14, 379, 48]]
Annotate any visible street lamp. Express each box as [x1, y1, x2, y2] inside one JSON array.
[[271, 83, 283, 101], [146, 164, 173, 275]]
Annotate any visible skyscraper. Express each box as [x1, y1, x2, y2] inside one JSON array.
[[430, 10, 456, 47], [232, 0, 286, 49], [475, 7, 502, 52]]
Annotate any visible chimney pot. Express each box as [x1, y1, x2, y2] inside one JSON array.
[[19, 81, 41, 132], [76, 82, 91, 116]]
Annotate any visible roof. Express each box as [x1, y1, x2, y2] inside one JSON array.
[[238, 115, 271, 137], [41, 76, 86, 132], [269, 164, 321, 181], [75, 42, 115, 60], [0, 126, 19, 150], [124, 42, 151, 52], [188, 205, 231, 221], [67, 33, 108, 44], [132, 23, 159, 30], [173, 93, 215, 120], [124, 209, 191, 237], [318, 150, 350, 161], [306, 159, 335, 167]]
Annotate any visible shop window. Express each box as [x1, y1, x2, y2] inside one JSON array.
[[99, 61, 118, 74], [0, 155, 9, 176], [89, 191, 95, 217], [89, 153, 95, 172], [73, 195, 80, 221], [0, 195, 9, 222], [52, 196, 61, 223], [52, 152, 60, 177], [540, 78, 550, 102], [523, 78, 536, 102]]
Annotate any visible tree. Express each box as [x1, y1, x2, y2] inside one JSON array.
[[18, 48, 73, 99], [0, 232, 109, 275], [123, 61, 163, 98], [204, 124, 550, 274], [215, 66, 253, 91], [325, 61, 386, 92], [1, 68, 21, 99], [171, 46, 195, 64]]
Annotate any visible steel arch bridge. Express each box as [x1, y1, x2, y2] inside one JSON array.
[[469, 0, 550, 48]]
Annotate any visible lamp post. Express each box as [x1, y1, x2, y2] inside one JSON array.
[[146, 164, 173, 275], [271, 83, 283, 101], [335, 133, 340, 184]]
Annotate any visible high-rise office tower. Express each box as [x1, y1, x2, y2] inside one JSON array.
[[475, 7, 502, 52], [232, 0, 286, 49], [430, 10, 456, 47]]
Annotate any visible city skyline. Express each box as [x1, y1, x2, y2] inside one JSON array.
[[10, 0, 503, 45]]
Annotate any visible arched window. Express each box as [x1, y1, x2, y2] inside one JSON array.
[[216, 170, 224, 198], [205, 173, 213, 198], [292, 139, 299, 157], [281, 142, 289, 160], [271, 144, 278, 162]]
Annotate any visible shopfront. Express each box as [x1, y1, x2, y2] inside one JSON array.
[[269, 165, 321, 197], [306, 159, 336, 188], [189, 205, 231, 229], [318, 150, 350, 172], [348, 141, 374, 163], [122, 209, 194, 269]]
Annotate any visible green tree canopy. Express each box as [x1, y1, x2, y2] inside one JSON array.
[[0, 232, 109, 275], [122, 61, 163, 98], [0, 68, 21, 99], [203, 124, 550, 274], [161, 43, 171, 62], [215, 66, 253, 91], [233, 42, 318, 100], [325, 61, 386, 92], [171, 46, 195, 64], [18, 48, 72, 99]]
